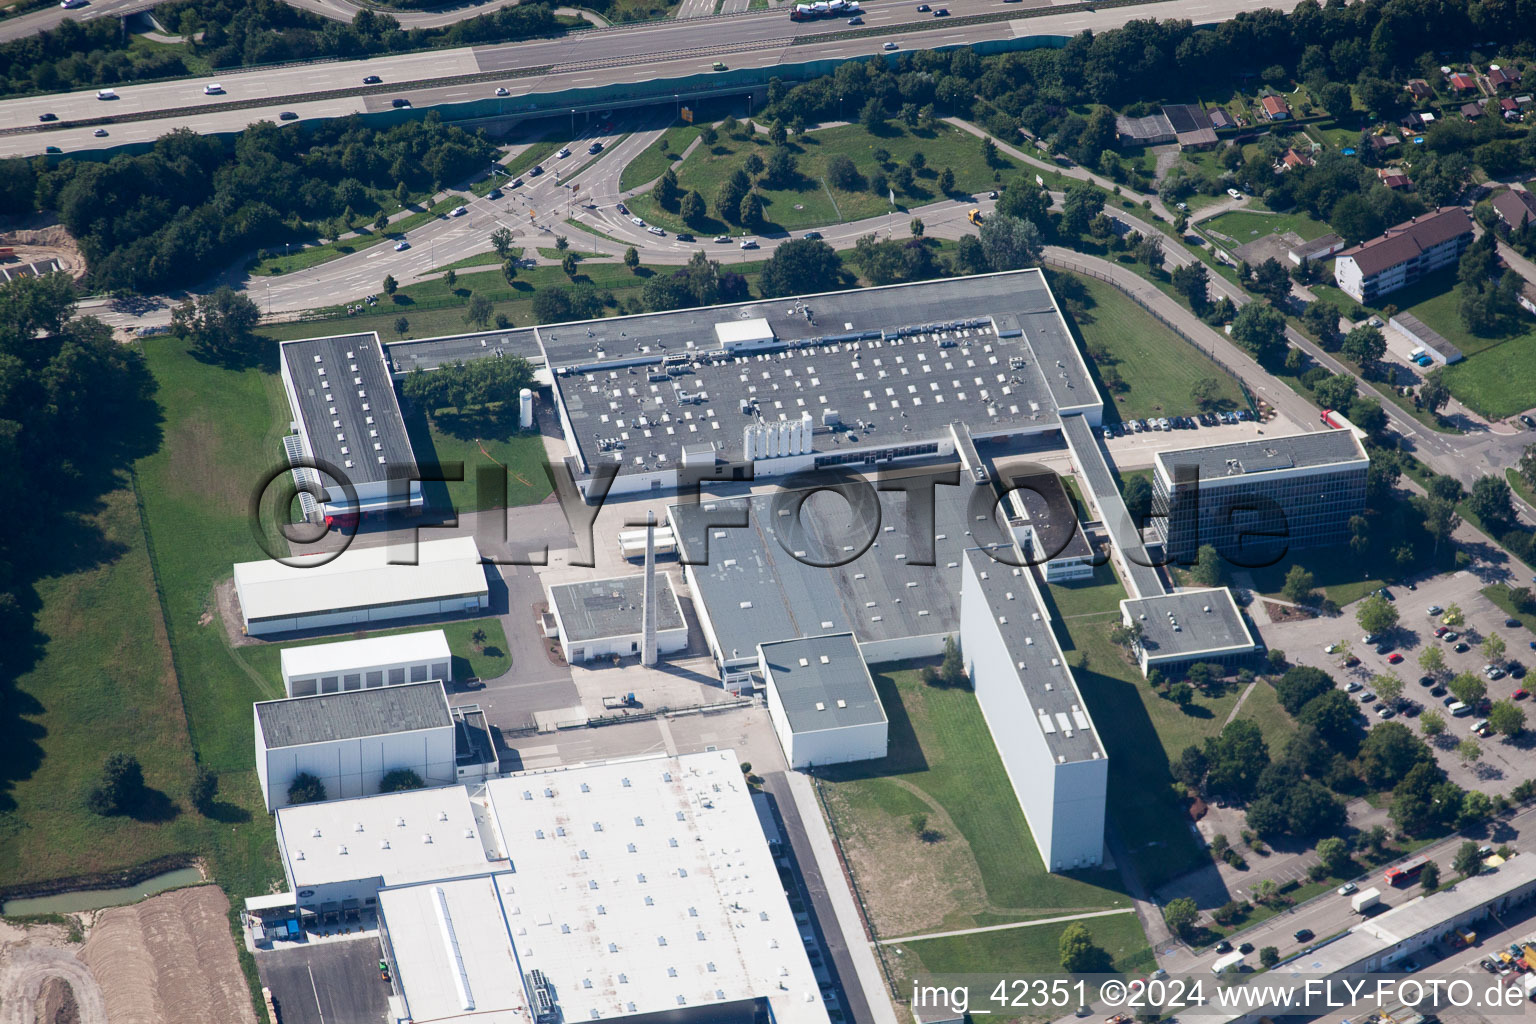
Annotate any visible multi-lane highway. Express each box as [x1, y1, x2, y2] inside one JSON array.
[[0, 0, 1298, 158]]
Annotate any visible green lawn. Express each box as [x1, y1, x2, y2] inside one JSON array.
[[818, 666, 1132, 941], [404, 410, 552, 513], [891, 910, 1155, 983], [1047, 562, 1127, 619], [619, 124, 705, 191], [1055, 270, 1248, 422], [1243, 545, 1389, 608], [1439, 327, 1536, 420], [429, 250, 510, 274], [240, 618, 513, 685], [1508, 468, 1536, 512], [1200, 208, 1332, 245], [504, 134, 569, 180], [628, 121, 1018, 235]]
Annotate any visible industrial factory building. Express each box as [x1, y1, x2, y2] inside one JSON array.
[[254, 680, 457, 812], [278, 332, 422, 522], [1119, 589, 1259, 676], [547, 572, 688, 663], [278, 629, 452, 697], [759, 633, 888, 769], [231, 536, 489, 637]]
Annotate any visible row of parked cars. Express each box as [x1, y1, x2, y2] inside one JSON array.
[[1103, 409, 1251, 439]]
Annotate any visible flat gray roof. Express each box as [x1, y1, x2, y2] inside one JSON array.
[[545, 270, 1096, 479], [760, 633, 885, 733], [965, 548, 1104, 763], [1007, 468, 1093, 562], [281, 333, 417, 488], [1154, 429, 1369, 485], [1121, 588, 1257, 662], [386, 327, 544, 373], [549, 572, 684, 641], [671, 468, 995, 660], [255, 680, 451, 749], [1060, 415, 1165, 599]]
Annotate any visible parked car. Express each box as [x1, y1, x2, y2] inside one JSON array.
[[1345, 681, 1363, 692], [1419, 676, 1435, 687], [1227, 188, 1244, 199], [1238, 942, 1254, 954], [1507, 618, 1524, 629], [1455, 642, 1470, 653], [1523, 414, 1536, 429], [1388, 652, 1404, 664], [1214, 940, 1233, 954]]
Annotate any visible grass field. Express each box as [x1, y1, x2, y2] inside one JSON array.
[[1056, 271, 1248, 422], [404, 410, 553, 513], [1243, 544, 1389, 608], [428, 250, 510, 274], [818, 666, 1132, 945], [1200, 208, 1332, 244], [619, 124, 705, 191], [891, 911, 1156, 981], [627, 121, 1018, 235]]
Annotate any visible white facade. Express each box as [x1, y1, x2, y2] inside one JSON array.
[[254, 683, 457, 812], [960, 553, 1107, 871], [759, 638, 888, 771], [547, 575, 688, 663], [279, 629, 452, 696], [232, 536, 489, 636]]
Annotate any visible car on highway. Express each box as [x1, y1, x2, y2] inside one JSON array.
[[804, 231, 822, 240], [558, 148, 571, 158], [279, 111, 298, 120], [392, 98, 410, 108], [363, 75, 382, 84], [38, 113, 57, 122], [883, 40, 899, 49], [44, 146, 62, 154], [530, 165, 543, 176], [676, 233, 695, 242], [495, 87, 510, 96], [933, 6, 948, 13], [451, 206, 467, 217], [631, 216, 645, 226], [487, 188, 503, 199], [648, 226, 665, 236], [715, 235, 731, 243], [740, 238, 759, 249], [60, 0, 85, 7], [1338, 882, 1357, 896], [848, 15, 862, 22], [394, 240, 410, 251], [915, 3, 929, 9], [93, 128, 108, 137], [617, 203, 629, 214], [712, 61, 727, 71], [511, 177, 524, 187], [204, 83, 224, 95], [97, 89, 117, 100], [588, 142, 603, 154], [1294, 929, 1314, 943]]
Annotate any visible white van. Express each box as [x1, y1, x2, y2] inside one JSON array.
[[96, 88, 117, 100], [203, 83, 224, 95], [1448, 701, 1471, 716]]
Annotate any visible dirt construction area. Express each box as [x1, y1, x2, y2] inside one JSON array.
[[0, 886, 256, 1024]]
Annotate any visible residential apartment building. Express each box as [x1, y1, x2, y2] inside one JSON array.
[[1332, 208, 1475, 303], [1150, 430, 1370, 564]]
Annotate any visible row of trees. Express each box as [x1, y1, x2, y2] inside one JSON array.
[[1, 117, 493, 293], [400, 354, 536, 419]]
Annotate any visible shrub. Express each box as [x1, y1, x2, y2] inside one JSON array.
[[288, 772, 327, 805], [380, 769, 426, 793]]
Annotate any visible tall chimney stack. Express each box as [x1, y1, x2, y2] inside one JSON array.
[[641, 511, 658, 667]]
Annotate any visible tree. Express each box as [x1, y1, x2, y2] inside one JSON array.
[[1358, 720, 1431, 789], [1203, 719, 1269, 799], [1483, 632, 1507, 666], [743, 152, 765, 178], [739, 190, 764, 228], [1319, 80, 1355, 120], [1229, 302, 1288, 365], [1188, 543, 1225, 588], [1419, 709, 1445, 736], [169, 286, 263, 366], [464, 293, 494, 329], [1281, 565, 1316, 605], [1060, 183, 1105, 236], [189, 764, 218, 814], [1162, 897, 1198, 938], [1419, 860, 1440, 890], [383, 274, 398, 296], [860, 97, 887, 132], [561, 251, 579, 278], [1453, 840, 1483, 877], [1275, 666, 1334, 715], [1419, 375, 1451, 418], [1316, 836, 1349, 874], [1259, 946, 1280, 968], [1423, 496, 1459, 559], [1488, 699, 1526, 737], [1418, 645, 1446, 679], [680, 189, 706, 225], [981, 135, 999, 167], [1251, 258, 1293, 303], [445, 268, 458, 290], [939, 166, 956, 195], [380, 768, 426, 792], [490, 226, 515, 258], [1448, 672, 1486, 706], [86, 752, 145, 816], [769, 120, 788, 147], [1341, 326, 1387, 374], [910, 218, 925, 238], [939, 635, 966, 686], [760, 238, 843, 298], [1356, 594, 1399, 637], [394, 315, 409, 336], [978, 215, 1043, 271], [623, 246, 640, 272], [287, 772, 327, 805], [716, 176, 749, 223], [1458, 737, 1482, 763], [1059, 920, 1112, 972], [1469, 475, 1516, 528], [827, 154, 862, 192], [1171, 262, 1209, 309], [1134, 234, 1164, 271]]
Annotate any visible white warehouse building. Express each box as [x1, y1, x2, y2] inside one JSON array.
[[759, 633, 888, 770], [254, 680, 457, 812], [231, 536, 489, 637], [546, 573, 688, 663], [960, 546, 1108, 871], [279, 629, 453, 697]]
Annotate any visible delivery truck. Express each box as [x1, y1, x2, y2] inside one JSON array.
[[1352, 887, 1382, 914]]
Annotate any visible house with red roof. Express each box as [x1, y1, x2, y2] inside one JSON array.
[[1449, 72, 1477, 92], [1260, 95, 1291, 121]]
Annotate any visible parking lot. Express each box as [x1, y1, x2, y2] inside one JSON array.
[[1263, 565, 1536, 797], [256, 937, 389, 1024]]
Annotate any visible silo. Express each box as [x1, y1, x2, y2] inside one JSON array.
[[777, 419, 792, 457], [519, 388, 535, 430], [742, 424, 757, 461]]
